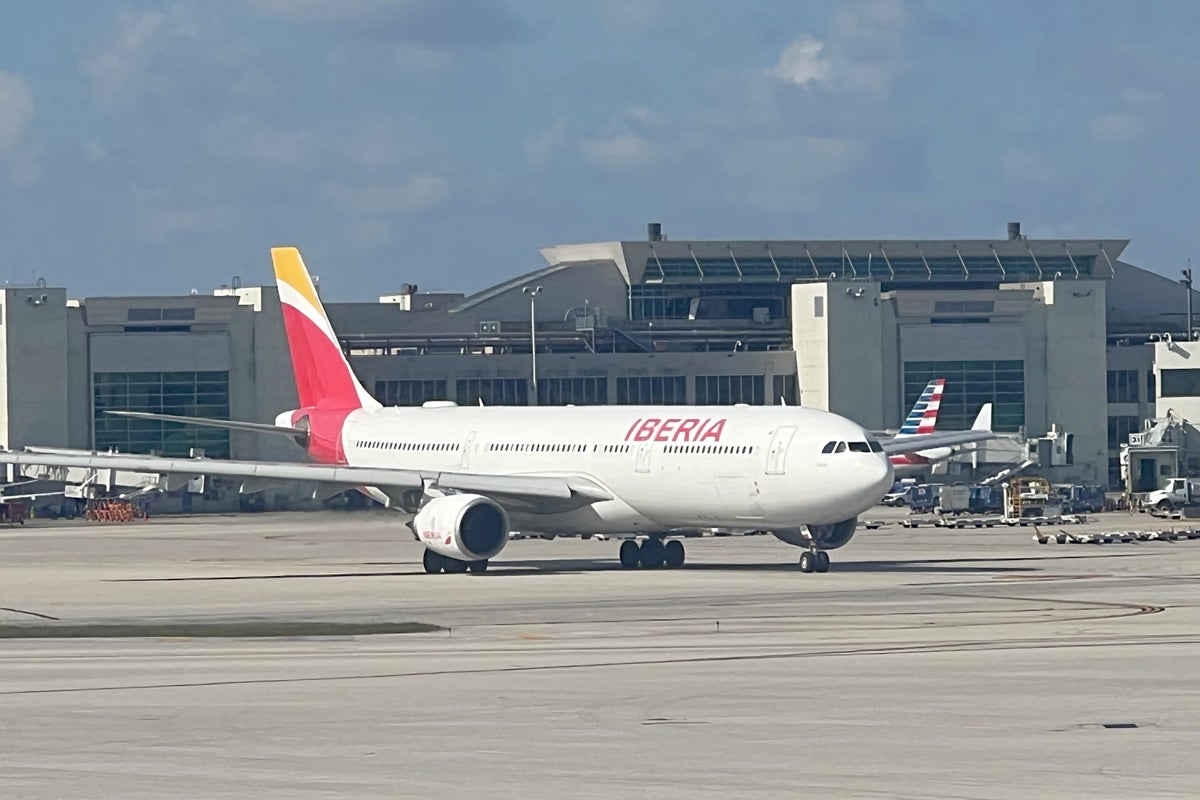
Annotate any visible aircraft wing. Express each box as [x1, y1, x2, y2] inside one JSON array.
[[880, 430, 994, 455], [0, 450, 611, 512]]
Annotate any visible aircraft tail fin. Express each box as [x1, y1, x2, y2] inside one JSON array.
[[972, 403, 993, 432], [271, 247, 380, 410], [897, 378, 945, 437]]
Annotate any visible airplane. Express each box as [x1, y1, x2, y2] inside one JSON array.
[[0, 247, 992, 575], [887, 379, 993, 478]]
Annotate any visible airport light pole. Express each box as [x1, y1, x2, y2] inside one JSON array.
[[1182, 266, 1194, 340], [523, 285, 543, 404]]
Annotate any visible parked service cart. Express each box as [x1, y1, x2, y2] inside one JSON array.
[[1003, 477, 1062, 525]]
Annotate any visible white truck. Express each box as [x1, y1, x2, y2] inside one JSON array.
[[1145, 478, 1199, 512]]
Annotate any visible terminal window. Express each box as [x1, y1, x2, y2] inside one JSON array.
[[773, 374, 800, 405], [537, 377, 608, 405], [1106, 370, 1139, 404], [374, 379, 447, 406], [903, 360, 1024, 432], [455, 378, 528, 406], [695, 375, 766, 406], [1107, 415, 1141, 449], [1159, 369, 1200, 398], [93, 371, 230, 458], [616, 376, 686, 405]]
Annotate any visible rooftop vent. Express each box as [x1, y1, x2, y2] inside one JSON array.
[[648, 222, 663, 242], [1007, 221, 1022, 240]]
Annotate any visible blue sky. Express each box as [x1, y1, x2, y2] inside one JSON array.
[[0, 0, 1195, 298]]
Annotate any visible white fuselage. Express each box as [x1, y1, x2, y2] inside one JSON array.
[[334, 404, 893, 534]]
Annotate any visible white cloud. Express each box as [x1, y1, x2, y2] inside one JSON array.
[[765, 37, 833, 89], [767, 1, 907, 96], [0, 71, 37, 184], [1088, 111, 1145, 142], [82, 10, 167, 110], [325, 175, 452, 214], [581, 132, 662, 170], [523, 118, 567, 168]]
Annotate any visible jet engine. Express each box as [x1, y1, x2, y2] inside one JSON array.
[[411, 494, 510, 562], [771, 518, 858, 550]]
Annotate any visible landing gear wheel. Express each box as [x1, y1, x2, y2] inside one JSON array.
[[799, 551, 814, 573], [443, 557, 469, 574], [619, 539, 640, 569], [640, 538, 666, 569], [468, 559, 489, 574], [664, 540, 686, 569], [423, 549, 444, 574], [815, 551, 830, 573]]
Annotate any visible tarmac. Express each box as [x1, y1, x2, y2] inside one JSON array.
[[2, 507, 1200, 799]]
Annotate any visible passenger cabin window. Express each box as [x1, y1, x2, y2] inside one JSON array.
[[848, 442, 871, 453], [821, 442, 837, 454]]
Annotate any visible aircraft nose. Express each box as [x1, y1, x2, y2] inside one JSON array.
[[857, 455, 894, 508]]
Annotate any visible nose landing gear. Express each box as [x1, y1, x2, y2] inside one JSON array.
[[618, 537, 685, 569], [799, 549, 830, 573]]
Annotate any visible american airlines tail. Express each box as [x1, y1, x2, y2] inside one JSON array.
[[896, 378, 945, 438], [271, 247, 380, 411]]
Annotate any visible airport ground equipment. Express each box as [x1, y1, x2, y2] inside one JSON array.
[[1144, 478, 1200, 513], [1002, 477, 1063, 525]]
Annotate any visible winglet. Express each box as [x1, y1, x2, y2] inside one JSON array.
[[271, 247, 380, 410]]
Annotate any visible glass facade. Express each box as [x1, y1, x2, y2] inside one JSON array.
[[773, 374, 800, 405], [616, 376, 687, 405], [695, 375, 766, 406], [455, 378, 528, 406], [629, 284, 789, 321], [1107, 415, 1141, 449], [1106, 370, 1139, 404], [640, 254, 1094, 284], [374, 379, 448, 406], [1159, 369, 1200, 398], [903, 360, 1024, 432], [537, 377, 607, 405], [93, 371, 230, 457]]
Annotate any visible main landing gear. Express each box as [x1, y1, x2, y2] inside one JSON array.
[[423, 549, 488, 575], [798, 549, 831, 574], [619, 537, 685, 570]]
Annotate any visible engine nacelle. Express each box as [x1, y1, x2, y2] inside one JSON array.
[[771, 518, 858, 550], [412, 494, 509, 561]]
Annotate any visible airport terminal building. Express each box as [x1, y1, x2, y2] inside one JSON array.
[[0, 222, 1190, 509]]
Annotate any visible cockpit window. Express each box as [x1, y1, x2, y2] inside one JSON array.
[[821, 441, 837, 454], [848, 441, 871, 453], [868, 440, 884, 453], [834, 441, 847, 453]]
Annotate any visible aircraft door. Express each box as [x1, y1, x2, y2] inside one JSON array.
[[461, 431, 477, 470], [765, 426, 796, 475], [635, 442, 652, 473]]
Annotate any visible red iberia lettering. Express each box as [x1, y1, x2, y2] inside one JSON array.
[[633, 418, 661, 441], [655, 418, 681, 441], [623, 418, 643, 442], [674, 418, 700, 441], [699, 418, 726, 442]]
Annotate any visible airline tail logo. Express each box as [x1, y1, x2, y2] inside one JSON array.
[[271, 247, 380, 410], [899, 378, 944, 436]]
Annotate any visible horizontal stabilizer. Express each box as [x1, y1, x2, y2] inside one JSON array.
[[105, 411, 306, 437]]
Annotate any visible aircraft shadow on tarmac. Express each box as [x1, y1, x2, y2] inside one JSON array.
[[120, 551, 1153, 582]]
